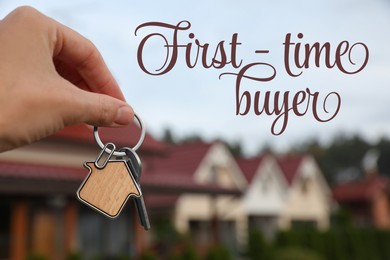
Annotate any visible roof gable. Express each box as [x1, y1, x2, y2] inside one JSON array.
[[196, 142, 247, 189], [237, 155, 289, 191], [240, 155, 288, 215], [144, 142, 247, 190]]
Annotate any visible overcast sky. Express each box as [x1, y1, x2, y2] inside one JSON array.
[[1, 0, 389, 155]]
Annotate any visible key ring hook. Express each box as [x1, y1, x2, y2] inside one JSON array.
[[93, 112, 146, 157]]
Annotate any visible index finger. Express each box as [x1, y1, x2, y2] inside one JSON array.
[[52, 21, 126, 101]]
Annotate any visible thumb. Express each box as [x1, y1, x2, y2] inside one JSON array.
[[64, 87, 134, 127]]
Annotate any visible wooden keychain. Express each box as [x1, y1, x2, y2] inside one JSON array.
[[77, 112, 147, 219]]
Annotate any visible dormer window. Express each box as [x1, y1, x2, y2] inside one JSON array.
[[261, 173, 271, 193], [210, 165, 218, 183], [301, 177, 311, 194], [209, 165, 231, 187]]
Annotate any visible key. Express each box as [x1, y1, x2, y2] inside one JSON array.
[[122, 149, 151, 230], [118, 147, 151, 230]]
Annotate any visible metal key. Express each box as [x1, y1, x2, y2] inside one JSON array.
[[118, 148, 151, 230]]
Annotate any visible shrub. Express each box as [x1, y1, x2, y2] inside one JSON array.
[[139, 250, 157, 260], [67, 252, 82, 260], [205, 245, 232, 260], [273, 247, 324, 260], [27, 254, 47, 260], [247, 229, 273, 260]]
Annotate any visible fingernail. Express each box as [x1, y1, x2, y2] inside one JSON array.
[[114, 106, 133, 125]]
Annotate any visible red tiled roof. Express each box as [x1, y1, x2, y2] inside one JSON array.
[[49, 124, 165, 153], [140, 142, 241, 195], [333, 176, 390, 203], [236, 156, 264, 182], [0, 161, 86, 181], [277, 156, 304, 185], [0, 158, 241, 196], [143, 142, 213, 177]]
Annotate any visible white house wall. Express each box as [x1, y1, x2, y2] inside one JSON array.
[[174, 194, 247, 247], [175, 195, 244, 228], [280, 157, 331, 230], [243, 157, 288, 216]]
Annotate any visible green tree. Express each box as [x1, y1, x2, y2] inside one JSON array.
[[296, 134, 371, 184], [224, 140, 243, 157], [375, 138, 390, 178], [162, 127, 176, 145]]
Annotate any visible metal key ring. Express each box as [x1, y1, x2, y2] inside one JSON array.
[[93, 112, 146, 156]]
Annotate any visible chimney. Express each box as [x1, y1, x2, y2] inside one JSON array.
[[362, 149, 380, 178]]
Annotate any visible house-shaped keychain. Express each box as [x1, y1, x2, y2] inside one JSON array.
[[77, 143, 142, 218]]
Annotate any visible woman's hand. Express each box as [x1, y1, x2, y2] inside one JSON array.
[[0, 6, 133, 152]]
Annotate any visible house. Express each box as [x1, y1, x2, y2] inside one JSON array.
[[237, 155, 332, 238], [143, 141, 247, 253], [237, 155, 288, 239], [333, 175, 390, 228], [277, 155, 332, 230], [237, 154, 332, 237], [0, 125, 241, 260]]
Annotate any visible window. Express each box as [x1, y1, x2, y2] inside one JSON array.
[[261, 173, 271, 193], [78, 205, 134, 258], [0, 201, 10, 259], [189, 220, 211, 245], [249, 215, 277, 240], [291, 220, 317, 229], [301, 177, 311, 194], [209, 165, 218, 183], [209, 165, 231, 187]]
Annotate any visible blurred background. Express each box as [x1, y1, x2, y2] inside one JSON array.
[[0, 0, 389, 259]]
